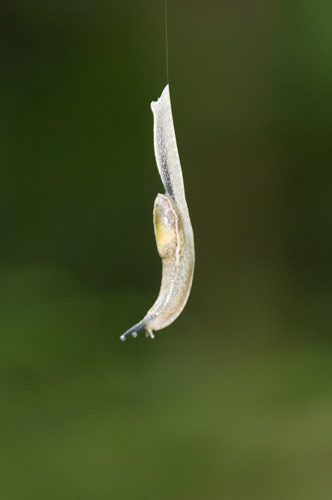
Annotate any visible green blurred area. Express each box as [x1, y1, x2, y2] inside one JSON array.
[[1, 1, 332, 499]]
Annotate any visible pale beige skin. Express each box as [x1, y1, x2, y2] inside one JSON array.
[[121, 85, 194, 341]]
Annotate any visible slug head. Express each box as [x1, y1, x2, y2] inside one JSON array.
[[153, 194, 183, 259]]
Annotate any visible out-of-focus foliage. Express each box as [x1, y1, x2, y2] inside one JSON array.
[[0, 1, 331, 499]]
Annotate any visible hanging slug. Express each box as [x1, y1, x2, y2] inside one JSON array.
[[120, 85, 195, 341]]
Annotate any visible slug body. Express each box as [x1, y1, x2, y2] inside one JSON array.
[[121, 85, 194, 340]]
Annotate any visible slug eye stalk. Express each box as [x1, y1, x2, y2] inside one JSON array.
[[120, 321, 154, 341], [121, 85, 195, 341]]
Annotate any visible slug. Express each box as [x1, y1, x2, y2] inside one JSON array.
[[121, 85, 195, 340]]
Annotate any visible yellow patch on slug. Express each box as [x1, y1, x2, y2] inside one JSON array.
[[154, 205, 176, 249]]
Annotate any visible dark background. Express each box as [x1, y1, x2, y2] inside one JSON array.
[[1, 1, 332, 499]]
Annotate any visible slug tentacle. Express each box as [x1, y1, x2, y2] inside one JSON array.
[[121, 85, 194, 341], [120, 320, 147, 341]]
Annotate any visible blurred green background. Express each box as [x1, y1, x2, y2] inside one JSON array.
[[1, 1, 332, 499]]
